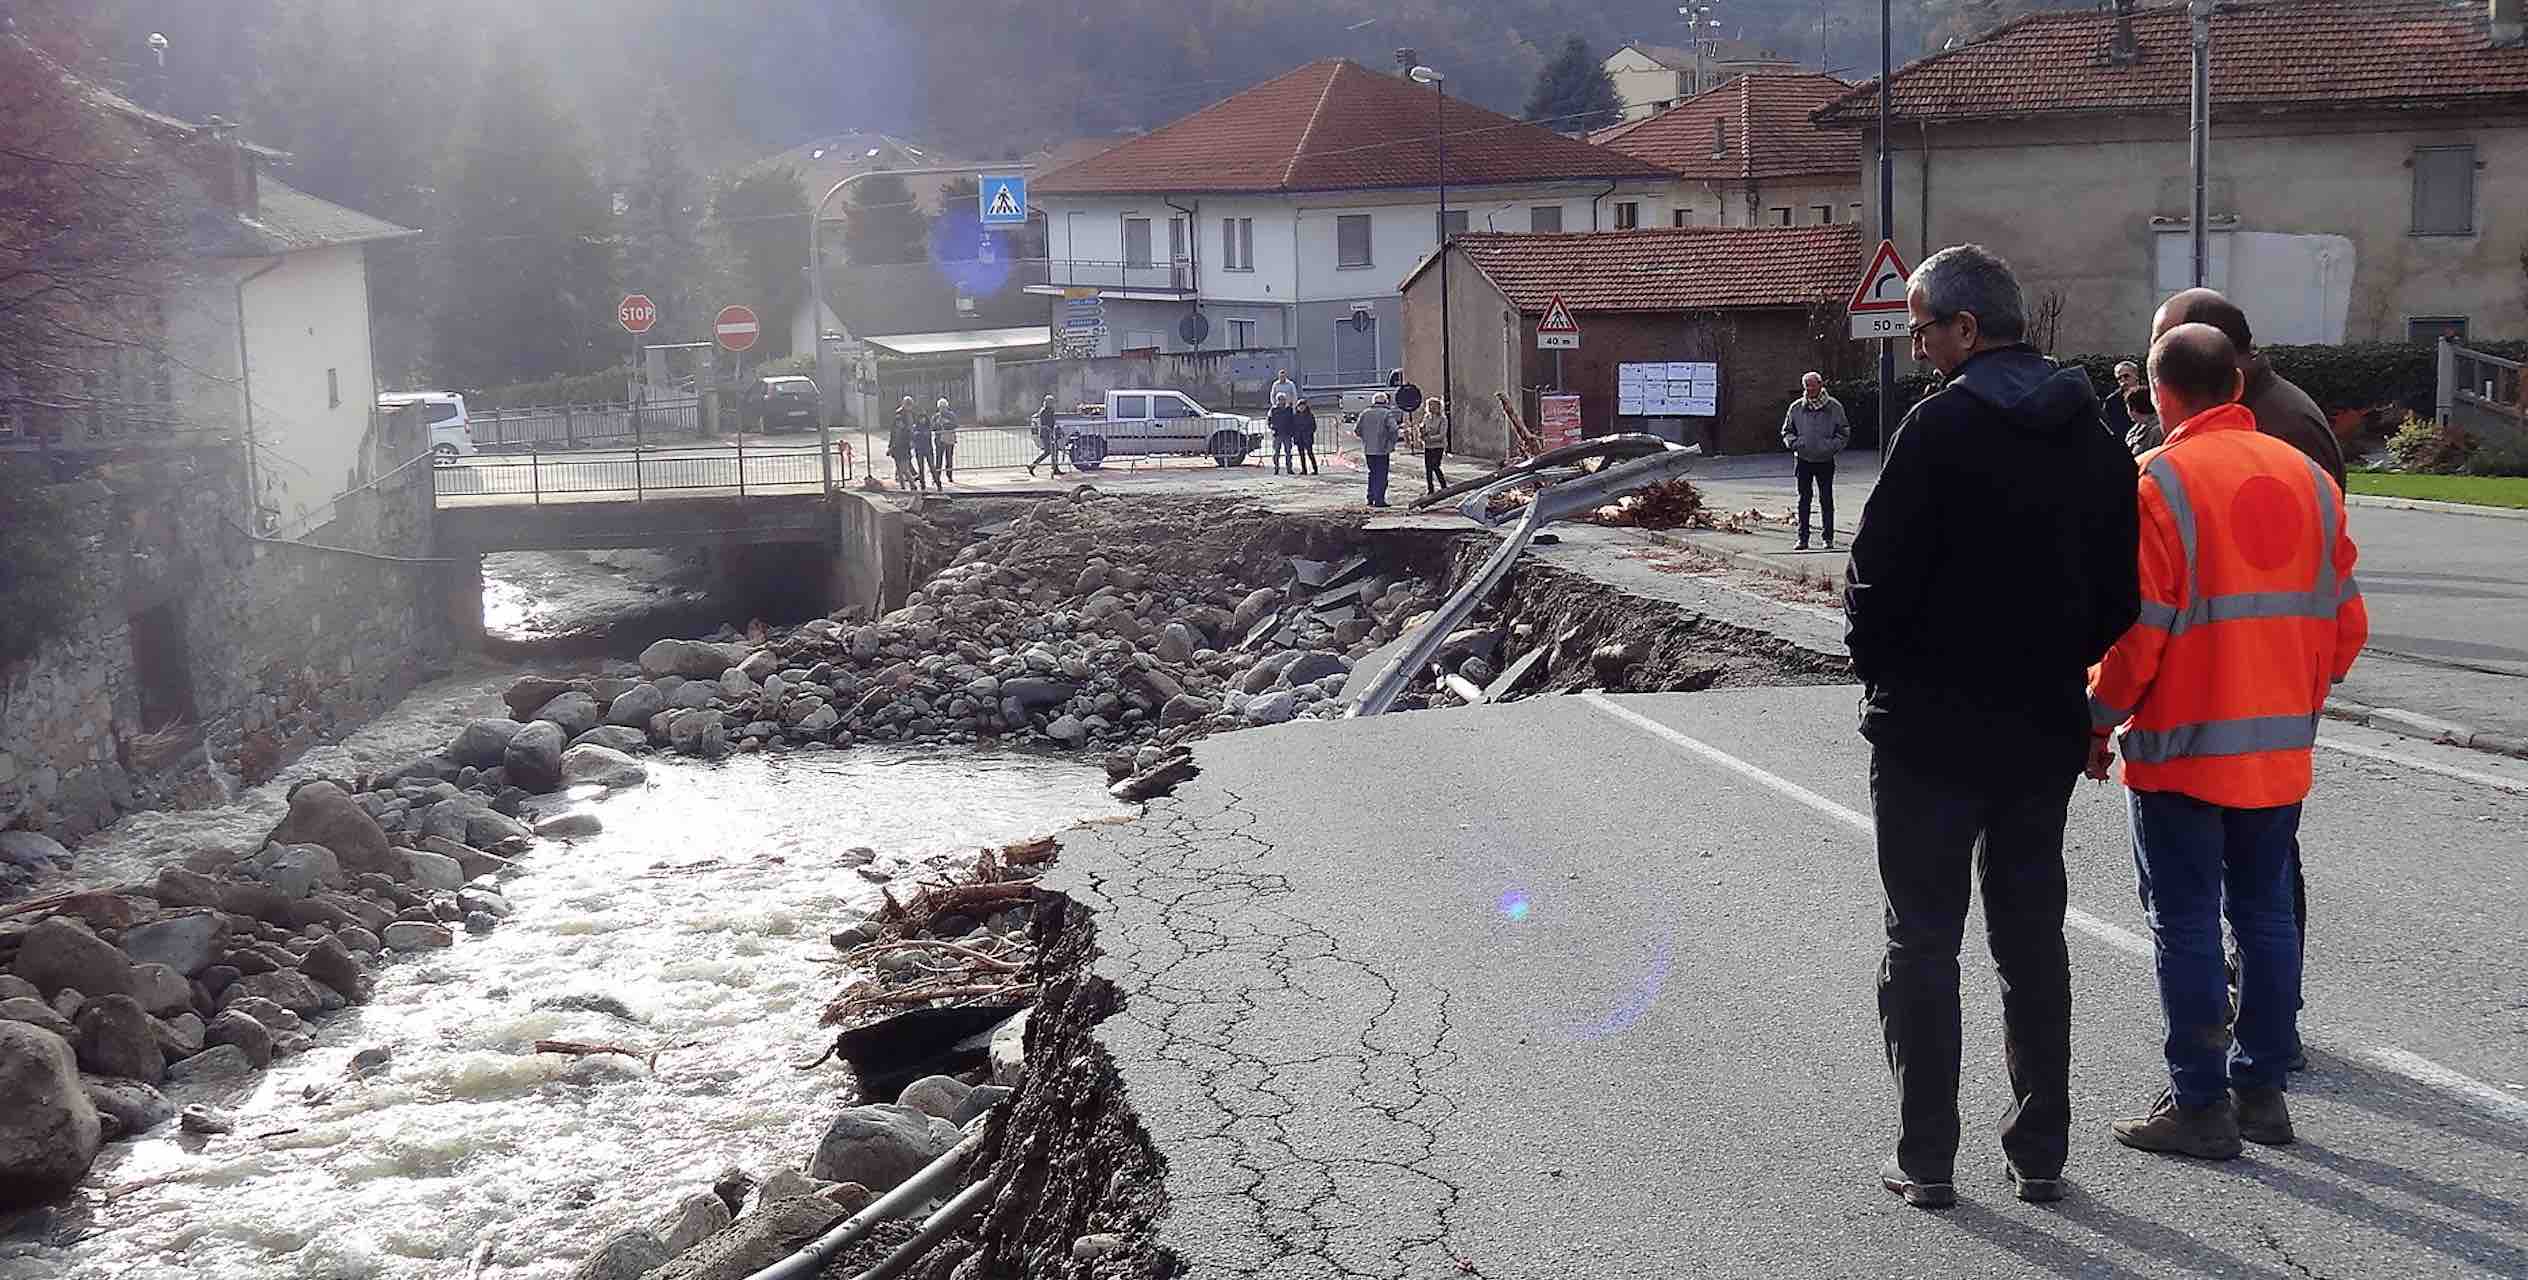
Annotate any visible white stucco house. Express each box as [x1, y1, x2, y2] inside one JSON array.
[[1603, 39, 1804, 122], [1027, 59, 1677, 393]]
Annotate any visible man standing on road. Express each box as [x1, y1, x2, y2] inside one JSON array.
[[1268, 394, 1298, 475], [1270, 369, 1299, 411], [1028, 394, 1065, 478], [890, 396, 923, 492], [2151, 290, 2346, 489], [2088, 323, 2366, 1160], [1779, 371, 1850, 551], [2100, 361, 2143, 440], [928, 399, 959, 487], [1355, 392, 1399, 507], [1845, 244, 2140, 1209]]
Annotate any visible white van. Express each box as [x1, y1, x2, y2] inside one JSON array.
[[378, 392, 476, 463]]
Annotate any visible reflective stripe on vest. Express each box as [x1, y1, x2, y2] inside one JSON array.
[[2120, 713, 2320, 765]]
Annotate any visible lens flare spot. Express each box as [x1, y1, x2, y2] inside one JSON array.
[[1496, 890, 1531, 923]]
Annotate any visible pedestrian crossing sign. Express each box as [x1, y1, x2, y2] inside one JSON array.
[[980, 174, 1028, 227]]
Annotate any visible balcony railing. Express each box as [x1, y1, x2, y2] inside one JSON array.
[[1038, 259, 1195, 293]]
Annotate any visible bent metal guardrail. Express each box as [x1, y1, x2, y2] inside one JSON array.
[[432, 441, 836, 504]]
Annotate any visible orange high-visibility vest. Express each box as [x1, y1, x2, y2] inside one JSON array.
[[2088, 403, 2367, 809]]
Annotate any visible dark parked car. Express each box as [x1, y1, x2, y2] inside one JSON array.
[[742, 375, 821, 432]]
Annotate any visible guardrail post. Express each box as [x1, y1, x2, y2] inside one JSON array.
[[635, 435, 645, 503], [2437, 336, 2457, 427], [531, 441, 542, 505], [736, 430, 747, 498]]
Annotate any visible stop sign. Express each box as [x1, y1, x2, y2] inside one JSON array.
[[617, 294, 657, 335], [715, 304, 760, 353]]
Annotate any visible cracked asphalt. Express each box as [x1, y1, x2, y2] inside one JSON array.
[[1049, 686, 2528, 1279]]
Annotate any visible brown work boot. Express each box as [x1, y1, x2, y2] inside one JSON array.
[[2112, 1090, 2243, 1160], [2234, 1086, 2296, 1146]]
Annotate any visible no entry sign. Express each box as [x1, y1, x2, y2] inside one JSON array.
[[715, 304, 760, 352], [617, 294, 658, 335]]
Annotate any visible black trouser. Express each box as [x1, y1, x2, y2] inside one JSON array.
[[1366, 453, 1390, 506], [1423, 447, 1446, 494], [934, 438, 956, 482], [1796, 457, 1835, 544], [1298, 438, 1318, 473], [1871, 749, 2074, 1182], [1029, 434, 1064, 473]]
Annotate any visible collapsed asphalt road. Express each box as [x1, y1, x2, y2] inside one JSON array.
[[1045, 686, 2528, 1279]]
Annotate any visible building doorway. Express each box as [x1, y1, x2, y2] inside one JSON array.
[[128, 601, 198, 730], [1334, 313, 1379, 386]]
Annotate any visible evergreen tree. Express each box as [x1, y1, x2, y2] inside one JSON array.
[[429, 45, 617, 389], [708, 165, 811, 361], [625, 103, 703, 339], [842, 174, 927, 267], [1522, 36, 1624, 134]]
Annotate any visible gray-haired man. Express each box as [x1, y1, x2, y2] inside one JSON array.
[[1845, 243, 2141, 1210], [1780, 371, 1850, 550]]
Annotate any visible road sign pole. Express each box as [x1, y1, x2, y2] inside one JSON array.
[[1877, 0, 1895, 453]]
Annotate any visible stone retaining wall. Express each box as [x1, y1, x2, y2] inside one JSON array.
[[0, 447, 454, 846]]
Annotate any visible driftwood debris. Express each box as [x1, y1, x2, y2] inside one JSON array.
[[533, 1039, 659, 1071]]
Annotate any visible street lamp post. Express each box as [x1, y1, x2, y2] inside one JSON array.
[[2187, 0, 2214, 286], [1411, 65, 1451, 447], [808, 164, 1012, 489], [1877, 0, 1894, 452]]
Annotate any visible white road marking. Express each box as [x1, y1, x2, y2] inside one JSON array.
[[1580, 693, 2153, 957], [2317, 734, 2528, 797], [1582, 692, 2528, 1128], [2361, 1049, 2528, 1126]]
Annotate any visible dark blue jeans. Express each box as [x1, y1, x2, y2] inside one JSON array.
[[2129, 789, 2303, 1106], [1366, 453, 1391, 506]]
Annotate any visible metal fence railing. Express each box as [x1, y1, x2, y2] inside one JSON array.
[[468, 397, 702, 450], [433, 441, 833, 503], [2438, 339, 2527, 449]]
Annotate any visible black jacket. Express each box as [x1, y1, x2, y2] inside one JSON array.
[[1843, 345, 2141, 780]]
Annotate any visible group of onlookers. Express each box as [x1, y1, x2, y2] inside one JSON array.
[[885, 396, 960, 491], [1845, 244, 2366, 1209]]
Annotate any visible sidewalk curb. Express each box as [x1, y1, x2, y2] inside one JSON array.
[[2322, 698, 2528, 760], [2345, 493, 2528, 522]]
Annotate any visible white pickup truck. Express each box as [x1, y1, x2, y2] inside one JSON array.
[[1054, 389, 1262, 469]]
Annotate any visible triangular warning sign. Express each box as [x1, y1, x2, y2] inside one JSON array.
[[987, 184, 1022, 218], [1538, 295, 1580, 333], [1848, 239, 1913, 314]]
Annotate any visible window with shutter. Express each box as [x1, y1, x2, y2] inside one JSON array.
[[2412, 146, 2476, 236], [1337, 214, 1373, 268]]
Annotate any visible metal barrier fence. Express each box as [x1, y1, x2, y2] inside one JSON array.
[[2438, 340, 2527, 450], [469, 398, 702, 450], [837, 424, 1061, 479], [433, 442, 832, 502]]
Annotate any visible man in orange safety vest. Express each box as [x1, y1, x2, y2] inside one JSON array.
[[2087, 322, 2367, 1161]]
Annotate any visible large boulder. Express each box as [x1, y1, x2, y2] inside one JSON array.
[[0, 1022, 102, 1202], [572, 725, 651, 754], [80, 1075, 176, 1138], [240, 843, 342, 899], [118, 910, 225, 977], [894, 1075, 974, 1123], [0, 831, 70, 871], [560, 745, 648, 789], [0, 998, 74, 1041], [534, 692, 603, 740], [502, 676, 584, 721], [203, 1009, 274, 1068], [999, 677, 1075, 711], [10, 918, 131, 998], [570, 1229, 672, 1280], [73, 995, 162, 1084], [447, 718, 526, 769], [667, 710, 730, 760], [164, 1044, 257, 1085], [1243, 690, 1300, 726], [266, 781, 399, 877], [466, 808, 533, 849], [640, 639, 743, 680], [297, 937, 366, 1003], [399, 847, 465, 891], [126, 964, 194, 1019], [660, 1190, 734, 1255], [381, 922, 454, 952], [805, 1104, 961, 1192], [223, 971, 325, 1018], [604, 684, 666, 729], [645, 1195, 845, 1280], [503, 721, 567, 794], [1117, 666, 1183, 710]]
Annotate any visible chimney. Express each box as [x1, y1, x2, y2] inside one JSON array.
[[2496, 0, 2525, 48], [192, 115, 258, 215], [2105, 0, 2144, 65]]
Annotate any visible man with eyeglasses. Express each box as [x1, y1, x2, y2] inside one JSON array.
[[1845, 243, 2141, 1209]]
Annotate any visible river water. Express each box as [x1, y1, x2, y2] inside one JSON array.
[[2, 561, 1132, 1279]]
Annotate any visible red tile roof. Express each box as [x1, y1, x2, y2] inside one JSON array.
[[1591, 73, 1860, 182], [1816, 0, 2528, 125], [1034, 60, 1672, 196], [1406, 225, 1864, 313]]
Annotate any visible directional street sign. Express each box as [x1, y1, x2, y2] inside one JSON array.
[[1536, 294, 1581, 350], [617, 294, 658, 335], [715, 304, 760, 353], [979, 174, 1028, 228], [1847, 239, 1913, 341]]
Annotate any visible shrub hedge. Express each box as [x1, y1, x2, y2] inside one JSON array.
[[466, 368, 635, 410]]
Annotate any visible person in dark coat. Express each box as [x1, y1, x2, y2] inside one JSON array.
[[1267, 395, 1298, 474], [888, 396, 922, 490], [1845, 243, 2141, 1211], [906, 400, 936, 492], [1293, 399, 1322, 475], [1028, 394, 1065, 477], [2099, 361, 2142, 440]]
